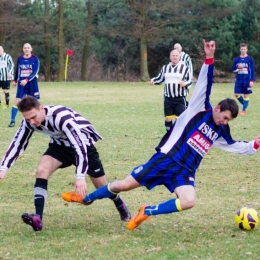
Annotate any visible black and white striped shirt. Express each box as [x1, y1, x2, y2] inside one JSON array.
[[152, 62, 192, 98], [0, 52, 14, 81], [180, 51, 193, 81], [0, 105, 102, 179]]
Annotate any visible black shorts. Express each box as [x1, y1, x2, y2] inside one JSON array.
[[164, 96, 186, 117], [0, 81, 11, 90], [44, 143, 105, 178]]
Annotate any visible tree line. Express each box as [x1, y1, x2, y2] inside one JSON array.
[[0, 0, 259, 82]]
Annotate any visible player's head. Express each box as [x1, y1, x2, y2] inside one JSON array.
[[174, 43, 182, 53], [18, 96, 45, 127], [213, 98, 238, 125], [0, 46, 4, 56], [169, 49, 180, 65], [23, 43, 33, 57], [240, 43, 248, 56]]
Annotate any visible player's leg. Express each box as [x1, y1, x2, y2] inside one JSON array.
[[164, 96, 174, 132], [8, 95, 21, 127], [22, 155, 62, 231], [2, 81, 10, 109], [127, 159, 195, 230], [174, 96, 186, 118], [234, 81, 244, 106], [83, 175, 141, 203], [241, 93, 249, 115]]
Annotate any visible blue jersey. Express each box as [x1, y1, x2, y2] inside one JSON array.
[[156, 58, 258, 174], [14, 54, 40, 99], [232, 56, 255, 94]]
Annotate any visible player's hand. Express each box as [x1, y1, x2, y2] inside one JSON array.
[[12, 82, 17, 88], [237, 63, 244, 69], [74, 178, 87, 197], [203, 39, 215, 58], [7, 74, 12, 79], [20, 79, 27, 86], [0, 170, 7, 180], [254, 135, 260, 147], [179, 80, 185, 87], [250, 81, 254, 87], [150, 80, 155, 85]]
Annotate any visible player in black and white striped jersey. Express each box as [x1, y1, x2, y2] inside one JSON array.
[[0, 96, 131, 231], [174, 43, 193, 83], [0, 46, 14, 109], [150, 49, 192, 132]]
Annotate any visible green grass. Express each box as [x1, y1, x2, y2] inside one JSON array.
[[0, 81, 260, 259]]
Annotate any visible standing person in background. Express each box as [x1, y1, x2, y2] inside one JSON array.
[[232, 43, 256, 116], [0, 46, 14, 109], [8, 43, 40, 127], [174, 43, 193, 83], [150, 49, 192, 132]]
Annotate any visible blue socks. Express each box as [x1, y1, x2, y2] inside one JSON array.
[[236, 95, 244, 105], [83, 183, 117, 203], [144, 198, 183, 216], [243, 97, 249, 111], [11, 106, 18, 122]]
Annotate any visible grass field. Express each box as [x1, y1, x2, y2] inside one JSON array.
[[0, 80, 260, 259]]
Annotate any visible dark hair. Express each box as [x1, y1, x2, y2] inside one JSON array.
[[218, 98, 239, 118], [240, 43, 248, 48], [17, 96, 41, 112]]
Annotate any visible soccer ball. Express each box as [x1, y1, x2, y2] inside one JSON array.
[[235, 207, 259, 231]]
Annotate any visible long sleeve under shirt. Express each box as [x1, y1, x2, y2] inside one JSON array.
[[0, 105, 102, 179], [156, 58, 258, 174], [152, 62, 192, 98]]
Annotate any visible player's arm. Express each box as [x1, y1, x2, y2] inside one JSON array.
[[150, 66, 165, 84], [60, 114, 88, 196], [212, 126, 259, 155], [26, 56, 40, 82], [12, 57, 20, 86], [0, 121, 34, 179], [7, 54, 14, 79], [249, 57, 256, 86], [187, 40, 215, 112]]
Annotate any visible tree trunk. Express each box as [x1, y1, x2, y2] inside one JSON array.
[[44, 0, 51, 81], [57, 0, 64, 82], [0, 0, 4, 45], [81, 0, 93, 81], [140, 37, 149, 81]]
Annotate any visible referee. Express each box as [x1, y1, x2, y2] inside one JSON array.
[[0, 46, 14, 109], [150, 49, 192, 131]]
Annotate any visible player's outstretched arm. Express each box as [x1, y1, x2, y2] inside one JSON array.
[[202, 39, 215, 58]]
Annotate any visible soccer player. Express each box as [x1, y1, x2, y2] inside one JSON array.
[[62, 40, 260, 231], [0, 97, 131, 231], [232, 43, 255, 115], [8, 43, 40, 127], [174, 43, 193, 82], [150, 49, 192, 132], [0, 46, 14, 109]]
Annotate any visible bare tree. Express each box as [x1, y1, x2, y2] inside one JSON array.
[[57, 0, 64, 81]]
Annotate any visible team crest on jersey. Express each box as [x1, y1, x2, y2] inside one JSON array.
[[134, 166, 143, 174], [187, 131, 213, 157]]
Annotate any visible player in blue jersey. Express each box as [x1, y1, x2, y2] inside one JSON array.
[[232, 43, 255, 115], [8, 43, 40, 127], [62, 40, 260, 230]]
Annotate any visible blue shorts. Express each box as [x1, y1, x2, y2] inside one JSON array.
[[131, 152, 195, 193], [16, 80, 40, 99], [234, 80, 252, 94]]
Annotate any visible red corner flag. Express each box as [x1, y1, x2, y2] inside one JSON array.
[[67, 49, 73, 56]]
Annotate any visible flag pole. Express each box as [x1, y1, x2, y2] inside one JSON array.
[[64, 54, 69, 82]]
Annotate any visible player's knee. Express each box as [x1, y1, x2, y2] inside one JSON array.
[[113, 180, 131, 192], [165, 115, 173, 122], [234, 94, 240, 98], [180, 197, 196, 210], [36, 165, 50, 178]]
